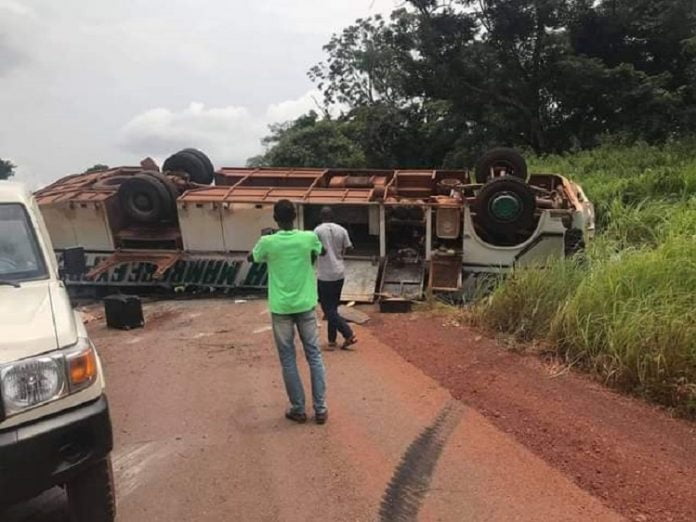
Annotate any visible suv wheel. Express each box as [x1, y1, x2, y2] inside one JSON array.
[[66, 457, 116, 522]]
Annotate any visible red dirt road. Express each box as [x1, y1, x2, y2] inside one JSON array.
[[369, 311, 696, 522], [4, 299, 686, 521]]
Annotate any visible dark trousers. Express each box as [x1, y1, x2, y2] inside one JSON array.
[[317, 279, 354, 343]]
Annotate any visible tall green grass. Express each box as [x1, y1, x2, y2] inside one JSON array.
[[475, 140, 696, 416]]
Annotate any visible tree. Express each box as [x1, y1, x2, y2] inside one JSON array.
[[254, 0, 696, 167], [306, 10, 476, 167], [85, 164, 109, 173], [0, 158, 16, 180], [308, 15, 413, 110], [569, 0, 696, 136], [249, 111, 366, 168]]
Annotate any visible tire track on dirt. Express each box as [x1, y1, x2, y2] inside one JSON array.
[[379, 401, 463, 522]]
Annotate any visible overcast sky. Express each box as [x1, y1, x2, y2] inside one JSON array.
[[0, 0, 397, 187]]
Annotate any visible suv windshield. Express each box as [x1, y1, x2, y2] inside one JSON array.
[[0, 203, 48, 282]]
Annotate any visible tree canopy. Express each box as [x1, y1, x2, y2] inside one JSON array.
[[0, 158, 16, 180], [84, 164, 110, 173], [251, 0, 696, 168]]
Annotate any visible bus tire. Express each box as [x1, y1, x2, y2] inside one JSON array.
[[118, 173, 173, 224], [474, 148, 528, 183], [163, 150, 212, 185]]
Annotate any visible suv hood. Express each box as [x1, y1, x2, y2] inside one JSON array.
[[0, 281, 78, 364]]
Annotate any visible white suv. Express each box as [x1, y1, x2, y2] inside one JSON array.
[[0, 182, 115, 521]]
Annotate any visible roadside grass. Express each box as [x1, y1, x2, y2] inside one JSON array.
[[473, 140, 696, 417]]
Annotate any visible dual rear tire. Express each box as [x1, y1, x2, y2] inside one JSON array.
[[117, 171, 179, 225], [162, 148, 214, 185], [475, 175, 537, 236], [473, 150, 536, 245], [474, 148, 528, 184], [111, 148, 214, 225]]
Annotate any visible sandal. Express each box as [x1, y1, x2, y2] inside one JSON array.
[[341, 336, 358, 350]]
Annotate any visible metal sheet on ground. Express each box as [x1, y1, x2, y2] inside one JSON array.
[[341, 258, 380, 302], [380, 261, 425, 299]]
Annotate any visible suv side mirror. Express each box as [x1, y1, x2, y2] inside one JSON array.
[[63, 247, 86, 276]]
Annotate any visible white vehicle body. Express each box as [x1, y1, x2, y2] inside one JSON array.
[[0, 183, 106, 428], [34, 159, 595, 301], [0, 181, 114, 519]]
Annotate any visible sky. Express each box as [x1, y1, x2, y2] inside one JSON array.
[[0, 0, 398, 187]]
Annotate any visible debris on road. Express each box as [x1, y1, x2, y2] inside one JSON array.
[[338, 305, 370, 325]]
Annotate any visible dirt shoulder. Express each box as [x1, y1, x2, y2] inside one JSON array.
[[367, 311, 696, 522]]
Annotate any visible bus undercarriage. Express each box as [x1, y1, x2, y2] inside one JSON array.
[[34, 149, 594, 303]]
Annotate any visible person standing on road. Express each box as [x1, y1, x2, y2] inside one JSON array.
[[249, 199, 329, 425], [314, 206, 358, 350]]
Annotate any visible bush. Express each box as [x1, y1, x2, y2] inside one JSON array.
[[475, 259, 587, 342], [475, 139, 696, 416], [552, 238, 696, 414]]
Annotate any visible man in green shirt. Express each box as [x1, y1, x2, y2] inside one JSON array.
[[250, 199, 328, 424]]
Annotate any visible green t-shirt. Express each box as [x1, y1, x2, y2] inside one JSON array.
[[252, 230, 323, 314]]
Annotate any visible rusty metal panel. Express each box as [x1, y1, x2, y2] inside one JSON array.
[[305, 188, 374, 203], [179, 187, 228, 202], [429, 255, 462, 291], [87, 250, 182, 280], [115, 226, 181, 249], [379, 260, 425, 300], [341, 258, 380, 302], [215, 167, 326, 188], [35, 167, 141, 205]]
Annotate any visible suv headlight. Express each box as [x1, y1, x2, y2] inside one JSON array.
[[0, 338, 98, 418]]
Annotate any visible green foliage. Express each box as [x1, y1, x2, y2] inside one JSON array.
[[248, 111, 366, 168], [0, 158, 16, 180], [476, 258, 587, 341], [252, 0, 696, 167], [476, 141, 696, 416], [308, 15, 412, 109], [84, 164, 109, 173], [551, 238, 696, 414]]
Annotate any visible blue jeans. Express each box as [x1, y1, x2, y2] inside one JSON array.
[[271, 309, 327, 415]]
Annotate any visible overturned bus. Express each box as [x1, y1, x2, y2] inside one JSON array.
[[34, 148, 594, 302]]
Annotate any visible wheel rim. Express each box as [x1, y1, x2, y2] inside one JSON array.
[[491, 160, 516, 177], [489, 192, 522, 222], [133, 193, 153, 212]]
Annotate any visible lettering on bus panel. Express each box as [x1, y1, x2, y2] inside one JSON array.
[[57, 252, 266, 289], [242, 262, 268, 287]]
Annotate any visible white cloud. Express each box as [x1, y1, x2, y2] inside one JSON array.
[[0, 0, 400, 185], [265, 89, 323, 122], [119, 89, 322, 166], [0, 0, 35, 16], [255, 0, 397, 35]]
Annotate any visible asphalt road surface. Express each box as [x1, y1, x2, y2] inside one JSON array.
[[3, 299, 624, 521]]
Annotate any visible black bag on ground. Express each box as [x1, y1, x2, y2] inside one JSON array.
[[103, 295, 144, 330]]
